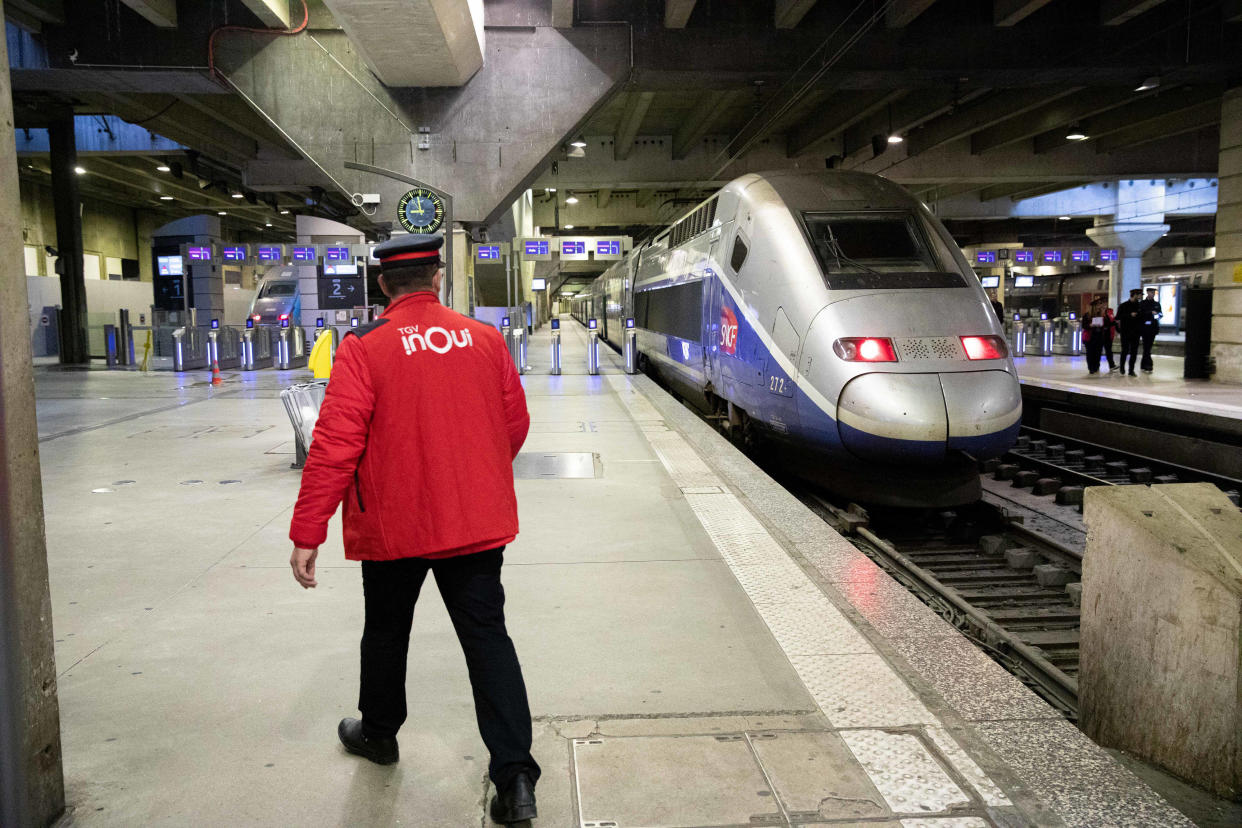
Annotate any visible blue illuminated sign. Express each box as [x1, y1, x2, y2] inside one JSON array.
[[187, 246, 211, 261], [258, 246, 282, 262], [561, 240, 586, 255], [975, 251, 996, 264], [596, 240, 621, 256], [502, 316, 511, 327], [524, 240, 550, 256], [1071, 250, 1091, 263], [1042, 250, 1063, 264], [588, 318, 598, 330], [245, 319, 254, 329], [315, 318, 324, 328], [1014, 250, 1035, 263], [222, 246, 247, 262], [350, 318, 359, 328], [476, 245, 500, 261], [210, 318, 219, 329], [625, 317, 635, 329], [1100, 249, 1119, 262], [292, 246, 317, 262], [551, 319, 560, 330], [325, 246, 351, 262]]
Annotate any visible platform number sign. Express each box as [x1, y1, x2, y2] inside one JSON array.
[[258, 246, 282, 263], [975, 251, 996, 264], [187, 246, 211, 261], [1071, 250, 1091, 263], [1014, 250, 1035, 263], [1100, 249, 1120, 262], [318, 277, 363, 310], [222, 246, 247, 262], [560, 239, 588, 261], [397, 188, 445, 234], [325, 246, 351, 262], [595, 239, 623, 260], [475, 244, 501, 262], [292, 246, 317, 262]]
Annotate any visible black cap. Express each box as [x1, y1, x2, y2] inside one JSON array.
[[373, 234, 443, 266], [1129, 288, 1142, 295]]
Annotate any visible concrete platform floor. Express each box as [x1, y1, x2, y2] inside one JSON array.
[[1015, 353, 1242, 422], [30, 321, 1200, 827]]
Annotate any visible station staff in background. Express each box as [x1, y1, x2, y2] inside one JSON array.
[[288, 234, 541, 826], [1116, 288, 1144, 376], [1139, 286, 1163, 373], [1082, 297, 1116, 375]]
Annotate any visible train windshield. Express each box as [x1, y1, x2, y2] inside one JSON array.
[[260, 282, 297, 297], [803, 212, 965, 290]]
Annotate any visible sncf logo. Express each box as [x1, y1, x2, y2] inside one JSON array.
[[398, 325, 474, 356], [720, 306, 739, 355]]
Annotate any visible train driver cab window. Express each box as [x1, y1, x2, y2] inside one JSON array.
[[730, 234, 749, 273], [261, 282, 297, 297], [803, 212, 964, 290]]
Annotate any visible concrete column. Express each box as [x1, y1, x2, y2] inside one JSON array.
[[1211, 87, 1242, 383], [47, 111, 89, 364], [0, 35, 66, 828], [451, 224, 471, 314]]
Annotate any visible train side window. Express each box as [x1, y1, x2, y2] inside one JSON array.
[[730, 235, 749, 273]]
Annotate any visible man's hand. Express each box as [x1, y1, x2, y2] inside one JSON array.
[[291, 546, 319, 589]]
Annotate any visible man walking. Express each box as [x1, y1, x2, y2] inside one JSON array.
[[288, 234, 540, 825], [1116, 288, 1143, 376], [1139, 286, 1163, 373]]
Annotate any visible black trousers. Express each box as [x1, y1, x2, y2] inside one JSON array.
[[1085, 335, 1104, 372], [1101, 336, 1115, 370], [1119, 332, 1140, 373], [359, 548, 540, 788], [1140, 329, 1157, 371]]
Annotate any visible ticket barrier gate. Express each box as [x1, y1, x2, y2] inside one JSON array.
[[1011, 317, 1026, 357], [553, 320, 563, 374], [623, 318, 638, 374], [1066, 314, 1083, 356], [275, 324, 293, 370], [587, 319, 600, 375], [1038, 317, 1054, 356]]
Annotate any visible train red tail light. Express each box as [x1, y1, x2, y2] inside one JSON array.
[[961, 335, 1008, 360], [833, 337, 897, 362], [278, 313, 290, 321]]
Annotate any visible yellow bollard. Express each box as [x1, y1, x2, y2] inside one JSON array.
[[308, 330, 334, 379], [140, 331, 152, 372]]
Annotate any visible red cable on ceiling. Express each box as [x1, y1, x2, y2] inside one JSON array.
[[207, 0, 310, 84]]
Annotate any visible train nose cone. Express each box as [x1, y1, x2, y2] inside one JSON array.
[[836, 373, 949, 463], [836, 370, 1022, 464]]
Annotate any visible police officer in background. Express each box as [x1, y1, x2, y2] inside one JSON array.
[[288, 234, 540, 825], [1139, 286, 1163, 373], [1116, 288, 1144, 376]]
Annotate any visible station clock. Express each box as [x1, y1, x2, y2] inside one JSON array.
[[397, 188, 445, 234]]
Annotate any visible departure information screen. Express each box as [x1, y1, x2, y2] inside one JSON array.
[[975, 251, 996, 264], [222, 246, 247, 262], [157, 255, 183, 276], [560, 240, 586, 255], [258, 246, 282, 263], [475, 244, 500, 261], [1014, 250, 1034, 263], [1100, 249, 1119, 262], [1042, 250, 1062, 263], [187, 246, 211, 261], [524, 240, 550, 256], [596, 240, 621, 256], [292, 246, 317, 262], [325, 246, 351, 262], [1071, 250, 1091, 263]]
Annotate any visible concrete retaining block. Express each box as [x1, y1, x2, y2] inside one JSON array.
[[1033, 564, 1073, 587], [979, 534, 1011, 556], [1065, 582, 1082, 607], [1056, 486, 1085, 505], [1012, 470, 1040, 487], [1081, 483, 1242, 798], [1033, 478, 1061, 496], [1005, 547, 1039, 570]]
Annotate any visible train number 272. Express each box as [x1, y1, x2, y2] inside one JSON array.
[[768, 376, 787, 394]]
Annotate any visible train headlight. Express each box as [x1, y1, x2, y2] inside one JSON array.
[[833, 337, 897, 362], [961, 335, 1008, 360]]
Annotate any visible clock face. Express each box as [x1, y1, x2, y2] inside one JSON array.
[[397, 188, 445, 234]]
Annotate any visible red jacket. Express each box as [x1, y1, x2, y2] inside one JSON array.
[[289, 292, 529, 560]]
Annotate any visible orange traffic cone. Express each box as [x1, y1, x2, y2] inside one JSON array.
[[211, 360, 223, 386]]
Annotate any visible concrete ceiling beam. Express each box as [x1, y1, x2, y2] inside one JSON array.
[[118, 0, 176, 27], [172, 95, 292, 156], [918, 182, 985, 200], [787, 89, 907, 158], [887, 0, 939, 28], [970, 88, 1138, 153], [672, 89, 738, 160], [1101, 0, 1170, 26], [1094, 100, 1221, 152], [597, 188, 612, 208], [86, 92, 261, 165], [87, 158, 293, 224], [843, 88, 982, 162], [905, 86, 1083, 157], [322, 0, 483, 86], [238, 0, 291, 28], [664, 0, 697, 28], [636, 189, 656, 208], [774, 0, 819, 29], [4, 0, 65, 29], [994, 0, 1056, 26], [1032, 86, 1222, 153], [614, 91, 656, 161], [550, 0, 574, 27]]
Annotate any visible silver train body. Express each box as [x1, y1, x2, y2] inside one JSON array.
[[572, 171, 1022, 506]]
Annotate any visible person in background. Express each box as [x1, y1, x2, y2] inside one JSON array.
[[989, 295, 1004, 323], [1139, 286, 1163, 373], [1116, 288, 1143, 376], [1099, 299, 1118, 373], [1083, 297, 1109, 375]]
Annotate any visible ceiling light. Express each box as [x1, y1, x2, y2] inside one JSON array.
[[564, 224, 575, 229], [231, 192, 244, 198], [1058, 215, 1071, 221], [565, 195, 579, 204], [569, 136, 587, 148], [265, 222, 273, 227], [280, 209, 290, 215], [74, 166, 85, 175], [156, 164, 171, 173], [1065, 124, 1088, 141], [218, 211, 227, 216], [546, 187, 557, 193], [1135, 76, 1160, 92], [887, 134, 904, 144], [159, 195, 174, 201]]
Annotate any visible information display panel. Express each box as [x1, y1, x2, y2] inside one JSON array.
[[222, 245, 248, 263], [975, 251, 997, 264], [258, 246, 283, 263], [1014, 250, 1034, 264], [1014, 275, 1035, 288], [521, 239, 552, 261], [292, 246, 317, 262], [1042, 250, 1063, 264], [559, 239, 588, 261], [324, 246, 352, 263], [595, 239, 623, 260], [318, 276, 364, 309], [157, 255, 184, 276], [980, 275, 1000, 288], [1099, 249, 1120, 262], [187, 245, 212, 262], [1071, 250, 1091, 263], [474, 244, 502, 262]]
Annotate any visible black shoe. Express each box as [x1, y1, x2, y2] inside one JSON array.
[[337, 718, 398, 765], [490, 772, 537, 824], [1128, 370, 1137, 376]]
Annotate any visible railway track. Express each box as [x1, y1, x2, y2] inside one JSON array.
[[803, 496, 1084, 718]]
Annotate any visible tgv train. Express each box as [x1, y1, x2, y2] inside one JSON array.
[[247, 268, 301, 324], [572, 171, 1022, 506]]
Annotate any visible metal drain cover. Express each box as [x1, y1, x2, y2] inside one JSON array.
[[513, 452, 598, 479]]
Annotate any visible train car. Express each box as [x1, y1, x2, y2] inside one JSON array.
[[581, 170, 1022, 506], [247, 268, 301, 324]]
